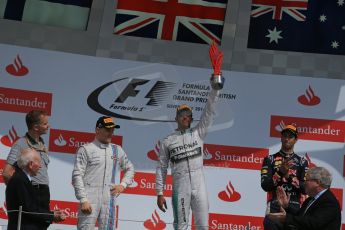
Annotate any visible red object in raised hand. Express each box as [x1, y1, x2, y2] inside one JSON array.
[[209, 40, 223, 75]]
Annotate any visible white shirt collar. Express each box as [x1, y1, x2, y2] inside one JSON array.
[[314, 188, 328, 200], [23, 169, 32, 182]]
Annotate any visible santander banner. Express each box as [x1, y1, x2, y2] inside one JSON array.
[[0, 87, 52, 115], [123, 171, 173, 197], [49, 129, 123, 154], [50, 200, 79, 225], [331, 188, 343, 210], [203, 144, 268, 170], [192, 213, 263, 230], [270, 115, 345, 143]]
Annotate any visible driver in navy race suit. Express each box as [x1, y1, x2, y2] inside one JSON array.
[[261, 124, 309, 230]]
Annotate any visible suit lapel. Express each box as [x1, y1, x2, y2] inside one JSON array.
[[302, 190, 330, 215]]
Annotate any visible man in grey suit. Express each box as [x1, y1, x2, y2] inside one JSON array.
[[267, 166, 341, 230]]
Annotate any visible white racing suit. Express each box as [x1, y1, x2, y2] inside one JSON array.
[[156, 89, 219, 230], [72, 139, 134, 230]]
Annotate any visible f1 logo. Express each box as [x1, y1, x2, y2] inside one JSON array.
[[115, 79, 150, 103], [115, 79, 176, 106]]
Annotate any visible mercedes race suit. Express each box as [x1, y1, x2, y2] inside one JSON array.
[[156, 89, 219, 230]]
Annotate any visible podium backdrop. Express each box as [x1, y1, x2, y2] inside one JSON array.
[[0, 43, 344, 229]]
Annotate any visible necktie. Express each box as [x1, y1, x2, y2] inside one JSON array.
[[303, 197, 315, 215]]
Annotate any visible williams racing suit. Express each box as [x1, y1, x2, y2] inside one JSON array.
[[261, 150, 309, 214], [72, 139, 134, 230], [156, 89, 219, 230]]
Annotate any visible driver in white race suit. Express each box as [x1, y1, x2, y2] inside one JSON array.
[[156, 87, 220, 230], [72, 116, 134, 230]]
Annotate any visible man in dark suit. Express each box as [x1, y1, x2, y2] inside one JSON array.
[[267, 166, 341, 230], [6, 148, 65, 230]]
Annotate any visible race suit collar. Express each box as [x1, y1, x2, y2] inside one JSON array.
[[94, 139, 111, 149], [175, 128, 191, 135], [279, 150, 294, 158]]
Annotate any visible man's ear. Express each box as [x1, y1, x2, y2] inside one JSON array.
[[33, 124, 39, 132], [28, 161, 33, 170]]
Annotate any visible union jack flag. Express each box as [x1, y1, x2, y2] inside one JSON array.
[[113, 0, 228, 45], [251, 0, 308, 21], [248, 0, 345, 55]]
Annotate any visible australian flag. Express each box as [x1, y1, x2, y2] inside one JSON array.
[[247, 0, 345, 55], [0, 0, 93, 30], [114, 0, 228, 45]]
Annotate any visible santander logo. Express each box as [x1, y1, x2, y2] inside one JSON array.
[[49, 129, 122, 154], [127, 178, 139, 188], [143, 210, 166, 230], [54, 134, 68, 147], [203, 144, 268, 170], [0, 126, 20, 147], [218, 181, 241, 202], [270, 115, 345, 143], [123, 171, 173, 197], [0, 87, 52, 114], [6, 55, 29, 77], [0, 202, 7, 220], [274, 120, 288, 133], [203, 148, 213, 160], [147, 141, 160, 161], [204, 213, 264, 230], [298, 85, 320, 106], [206, 213, 263, 230]]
